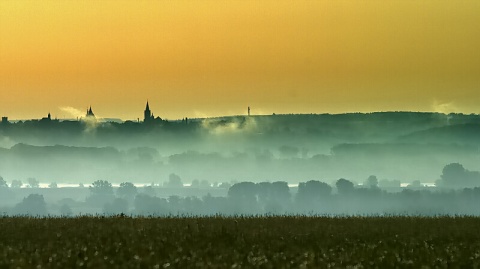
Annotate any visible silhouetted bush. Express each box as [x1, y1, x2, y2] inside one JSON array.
[[14, 194, 47, 216]]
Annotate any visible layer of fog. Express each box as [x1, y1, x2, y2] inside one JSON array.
[[1, 112, 480, 187], [1, 165, 480, 217]]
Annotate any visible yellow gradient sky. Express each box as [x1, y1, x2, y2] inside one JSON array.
[[1, 1, 480, 120]]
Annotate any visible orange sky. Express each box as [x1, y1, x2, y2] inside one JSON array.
[[1, 1, 480, 120]]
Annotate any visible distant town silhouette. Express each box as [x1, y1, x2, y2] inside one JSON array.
[[2, 101, 165, 124], [1, 101, 256, 127]]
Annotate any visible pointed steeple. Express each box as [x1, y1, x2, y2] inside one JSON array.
[[86, 106, 95, 117], [144, 100, 154, 123]]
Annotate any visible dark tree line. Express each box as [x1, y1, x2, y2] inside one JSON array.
[[79, 177, 480, 216], [3, 163, 480, 216]]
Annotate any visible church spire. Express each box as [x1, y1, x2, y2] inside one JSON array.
[[144, 100, 153, 123], [86, 106, 95, 117]]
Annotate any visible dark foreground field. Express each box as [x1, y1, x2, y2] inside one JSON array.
[[1, 216, 480, 268]]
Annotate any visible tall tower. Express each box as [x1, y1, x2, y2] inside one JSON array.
[[86, 106, 95, 118], [144, 101, 153, 122]]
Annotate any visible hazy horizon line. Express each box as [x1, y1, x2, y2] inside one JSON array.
[[3, 110, 476, 122]]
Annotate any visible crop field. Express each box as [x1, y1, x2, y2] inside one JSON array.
[[1, 216, 480, 268]]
